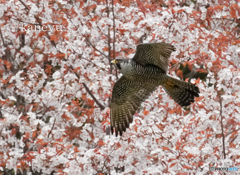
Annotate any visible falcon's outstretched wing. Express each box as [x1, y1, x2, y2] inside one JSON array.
[[132, 43, 175, 73], [110, 76, 157, 136]]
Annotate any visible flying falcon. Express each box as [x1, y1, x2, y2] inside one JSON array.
[[110, 43, 199, 136]]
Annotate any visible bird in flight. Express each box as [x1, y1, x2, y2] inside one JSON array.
[[110, 43, 199, 136]]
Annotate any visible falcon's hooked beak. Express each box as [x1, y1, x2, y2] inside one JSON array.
[[111, 60, 117, 64], [111, 59, 122, 70]]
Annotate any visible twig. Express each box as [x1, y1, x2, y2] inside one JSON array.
[[70, 65, 105, 110], [19, 0, 60, 50], [112, 0, 116, 60], [101, 145, 116, 173], [48, 117, 56, 138], [111, 0, 118, 79], [37, 0, 39, 8], [219, 96, 226, 159], [82, 82, 105, 110], [64, 9, 111, 60], [9, 17, 40, 25], [106, 0, 113, 74], [0, 26, 6, 47], [19, 0, 30, 11], [84, 36, 110, 59], [76, 54, 107, 71]]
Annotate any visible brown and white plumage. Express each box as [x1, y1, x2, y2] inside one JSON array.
[[110, 43, 199, 136]]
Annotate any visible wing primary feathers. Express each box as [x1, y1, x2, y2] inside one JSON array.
[[119, 124, 123, 136], [111, 125, 114, 135], [132, 43, 176, 73], [115, 125, 119, 137], [110, 76, 158, 137]]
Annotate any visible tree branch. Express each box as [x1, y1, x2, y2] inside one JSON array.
[[70, 65, 105, 110], [219, 95, 226, 159], [48, 117, 56, 138], [84, 36, 110, 59], [112, 0, 116, 60], [19, 0, 30, 11], [0, 26, 6, 47], [76, 54, 107, 71], [106, 0, 113, 74], [111, 0, 118, 79], [82, 82, 105, 110]]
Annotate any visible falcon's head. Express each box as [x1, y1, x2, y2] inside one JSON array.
[[111, 59, 130, 70]]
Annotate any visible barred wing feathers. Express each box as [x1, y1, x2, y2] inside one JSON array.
[[110, 76, 157, 136], [132, 43, 176, 73]]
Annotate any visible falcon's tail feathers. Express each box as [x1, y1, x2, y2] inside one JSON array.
[[162, 76, 199, 107]]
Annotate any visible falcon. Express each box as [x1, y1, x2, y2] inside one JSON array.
[[110, 43, 199, 136]]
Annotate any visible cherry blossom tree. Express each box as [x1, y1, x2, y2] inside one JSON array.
[[0, 0, 240, 174]]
